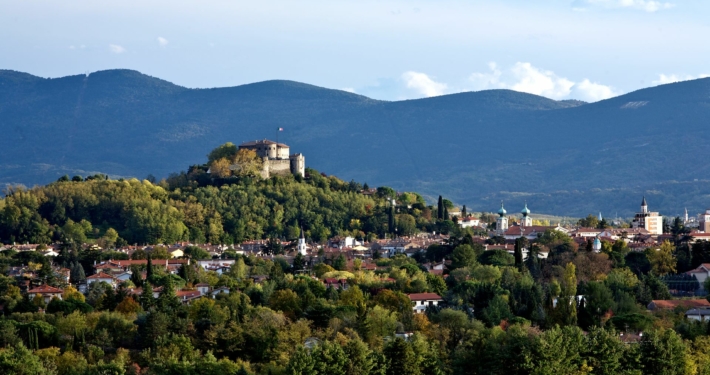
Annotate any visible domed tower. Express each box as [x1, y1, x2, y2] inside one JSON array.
[[496, 202, 509, 235], [521, 202, 532, 227]]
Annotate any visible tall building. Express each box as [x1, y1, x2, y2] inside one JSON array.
[[238, 139, 305, 178], [699, 209, 710, 233], [496, 202, 509, 235], [631, 196, 663, 235]]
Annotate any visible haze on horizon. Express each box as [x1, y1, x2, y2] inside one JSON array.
[[2, 0, 709, 102]]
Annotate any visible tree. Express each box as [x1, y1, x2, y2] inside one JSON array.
[[437, 196, 443, 220], [578, 214, 600, 228], [384, 337, 418, 375], [332, 254, 347, 271], [103, 228, 119, 248], [344, 338, 374, 375], [451, 244, 478, 269], [639, 329, 690, 375], [207, 142, 238, 164], [286, 346, 316, 375], [146, 255, 154, 280], [646, 240, 677, 276], [116, 296, 141, 315], [514, 237, 525, 271]]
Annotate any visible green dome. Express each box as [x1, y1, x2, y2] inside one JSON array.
[[498, 202, 507, 216], [521, 203, 530, 216]]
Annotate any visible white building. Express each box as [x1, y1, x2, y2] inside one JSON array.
[[408, 293, 443, 314], [459, 216, 481, 228]]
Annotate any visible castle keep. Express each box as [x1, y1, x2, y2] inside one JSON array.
[[238, 139, 305, 179]]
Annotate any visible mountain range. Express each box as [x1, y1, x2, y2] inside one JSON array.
[[1, 69, 710, 217]]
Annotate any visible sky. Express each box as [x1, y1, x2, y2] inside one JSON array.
[[1, 0, 709, 102]]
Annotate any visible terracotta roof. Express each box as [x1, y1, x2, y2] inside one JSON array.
[[649, 299, 710, 310], [28, 285, 63, 294], [87, 272, 115, 279], [407, 293, 443, 301]]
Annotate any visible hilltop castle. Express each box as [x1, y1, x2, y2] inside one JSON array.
[[238, 139, 305, 179]]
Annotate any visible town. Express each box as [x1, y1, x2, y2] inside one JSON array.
[[2, 141, 710, 374]]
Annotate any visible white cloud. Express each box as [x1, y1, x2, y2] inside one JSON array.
[[580, 0, 675, 12], [109, 44, 126, 54], [341, 87, 356, 93], [468, 62, 618, 101], [157, 37, 169, 47], [572, 79, 619, 101], [401, 71, 447, 97], [652, 73, 710, 85], [510, 62, 575, 99]]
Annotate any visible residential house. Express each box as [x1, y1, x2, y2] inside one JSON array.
[[686, 308, 710, 321], [408, 293, 443, 314], [27, 285, 63, 304]]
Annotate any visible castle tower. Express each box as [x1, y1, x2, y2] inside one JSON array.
[[496, 202, 509, 235], [297, 227, 307, 256], [521, 202, 532, 227]]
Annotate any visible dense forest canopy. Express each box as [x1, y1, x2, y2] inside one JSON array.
[[0, 144, 438, 246]]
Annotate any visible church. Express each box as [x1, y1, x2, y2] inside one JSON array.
[[495, 202, 566, 240]]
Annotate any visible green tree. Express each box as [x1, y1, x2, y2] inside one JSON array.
[[451, 244, 478, 269], [384, 337, 419, 375], [646, 240, 677, 276]]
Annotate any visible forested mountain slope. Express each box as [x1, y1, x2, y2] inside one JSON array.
[[2, 69, 709, 216]]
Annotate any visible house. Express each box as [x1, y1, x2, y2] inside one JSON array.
[[177, 290, 202, 304], [211, 286, 230, 297], [324, 278, 348, 290], [459, 217, 480, 228], [687, 264, 710, 289], [647, 299, 710, 311], [686, 308, 710, 321], [195, 283, 210, 295], [86, 272, 117, 288], [407, 293, 443, 313], [569, 228, 603, 238], [27, 285, 63, 304], [170, 249, 184, 258]]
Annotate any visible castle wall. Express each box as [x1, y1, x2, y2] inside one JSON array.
[[262, 159, 292, 178]]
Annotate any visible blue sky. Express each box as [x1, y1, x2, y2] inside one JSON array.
[[1, 0, 709, 101]]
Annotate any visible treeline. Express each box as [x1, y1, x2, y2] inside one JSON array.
[[0, 165, 456, 246]]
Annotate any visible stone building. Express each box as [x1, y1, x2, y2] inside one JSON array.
[[238, 139, 305, 178]]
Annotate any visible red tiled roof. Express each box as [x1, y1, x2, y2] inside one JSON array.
[[87, 272, 115, 279], [650, 299, 710, 310], [28, 285, 63, 294], [407, 293, 443, 301]]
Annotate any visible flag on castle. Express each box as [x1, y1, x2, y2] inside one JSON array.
[[278, 127, 284, 131]]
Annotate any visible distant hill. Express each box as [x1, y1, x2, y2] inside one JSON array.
[[2, 68, 710, 217]]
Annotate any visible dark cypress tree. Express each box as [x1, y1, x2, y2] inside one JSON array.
[[388, 204, 395, 234], [140, 282, 155, 310], [443, 206, 449, 220], [437, 196, 444, 220], [462, 205, 467, 218], [146, 255, 153, 280], [514, 238, 524, 271]]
